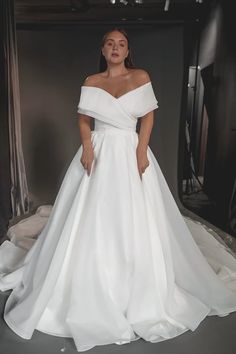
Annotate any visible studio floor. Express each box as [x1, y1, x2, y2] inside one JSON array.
[[1, 289, 236, 354]]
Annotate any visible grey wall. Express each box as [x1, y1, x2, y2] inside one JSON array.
[[17, 25, 183, 208]]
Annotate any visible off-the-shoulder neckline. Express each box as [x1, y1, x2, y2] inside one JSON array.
[[81, 81, 151, 100]]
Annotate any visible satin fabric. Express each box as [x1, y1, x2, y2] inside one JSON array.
[[1, 82, 236, 352]]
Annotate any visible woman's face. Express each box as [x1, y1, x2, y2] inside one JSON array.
[[101, 31, 129, 65]]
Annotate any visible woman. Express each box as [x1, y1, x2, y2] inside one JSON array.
[[80, 29, 153, 181], [1, 28, 236, 353]]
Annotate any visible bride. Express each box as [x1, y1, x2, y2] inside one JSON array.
[[1, 27, 236, 353]]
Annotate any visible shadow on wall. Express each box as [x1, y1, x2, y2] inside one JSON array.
[[28, 116, 69, 208]]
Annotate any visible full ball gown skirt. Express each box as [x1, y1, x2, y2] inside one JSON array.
[[1, 81, 236, 352]]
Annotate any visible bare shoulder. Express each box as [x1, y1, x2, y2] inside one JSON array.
[[82, 73, 103, 87], [130, 68, 151, 86]]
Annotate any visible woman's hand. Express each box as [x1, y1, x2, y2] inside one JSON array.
[[136, 146, 150, 180], [80, 145, 94, 176]]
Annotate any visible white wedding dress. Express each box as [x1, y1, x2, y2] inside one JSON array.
[[1, 81, 236, 352]]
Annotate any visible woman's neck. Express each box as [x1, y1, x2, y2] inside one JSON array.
[[104, 64, 129, 78]]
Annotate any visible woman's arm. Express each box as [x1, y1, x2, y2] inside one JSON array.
[[77, 75, 101, 175], [137, 111, 154, 150], [78, 114, 94, 176], [136, 110, 154, 180], [78, 114, 93, 148]]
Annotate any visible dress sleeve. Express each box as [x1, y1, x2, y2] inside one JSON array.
[[135, 82, 159, 118], [77, 89, 87, 115]]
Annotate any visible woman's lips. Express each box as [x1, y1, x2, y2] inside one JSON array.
[[112, 53, 119, 57]]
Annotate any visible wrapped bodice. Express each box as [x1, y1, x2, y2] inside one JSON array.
[[77, 81, 159, 131]]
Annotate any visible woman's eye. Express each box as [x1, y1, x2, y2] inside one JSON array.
[[106, 41, 125, 47]]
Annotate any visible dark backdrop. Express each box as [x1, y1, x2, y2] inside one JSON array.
[[17, 25, 183, 208]]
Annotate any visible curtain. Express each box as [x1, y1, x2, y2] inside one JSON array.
[[229, 178, 236, 237], [0, 0, 29, 223]]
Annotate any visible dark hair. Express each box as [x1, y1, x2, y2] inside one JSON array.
[[98, 28, 136, 72]]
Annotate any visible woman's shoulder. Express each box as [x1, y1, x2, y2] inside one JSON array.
[[129, 68, 151, 86], [82, 73, 104, 87]]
